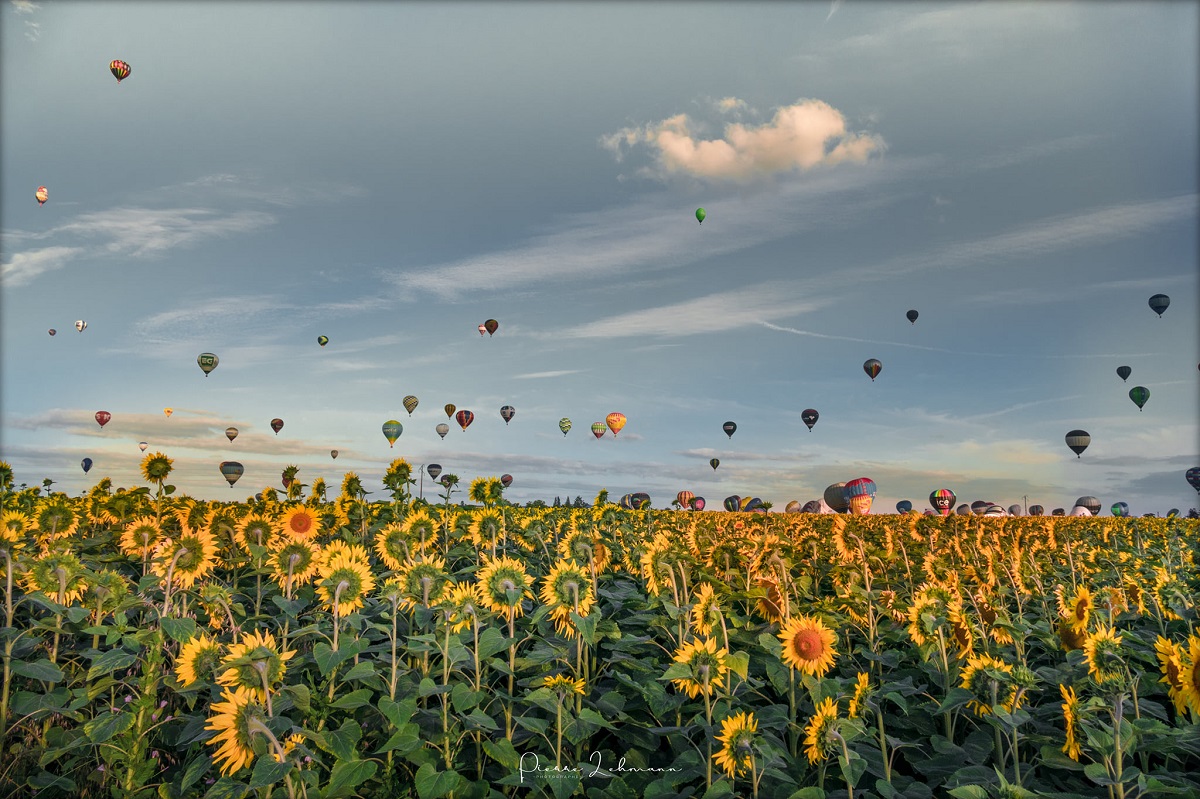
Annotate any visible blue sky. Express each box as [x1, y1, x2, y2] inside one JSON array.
[[2, 1, 1197, 513]]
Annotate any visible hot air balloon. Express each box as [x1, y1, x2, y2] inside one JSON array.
[[741, 497, 765, 513], [270, 418, 284, 435], [722, 421, 737, 438], [427, 464, 442, 480], [631, 492, 651, 510], [317, 335, 329, 347], [618, 494, 634, 509], [863, 359, 882, 381], [436, 423, 449, 439], [197, 353, 219, 376], [1167, 508, 1180, 518], [440, 474, 453, 488], [162, 408, 173, 419], [710, 458, 720, 470], [403, 396, 419, 416], [1148, 294, 1170, 317], [75, 320, 87, 332], [606, 412, 626, 437], [219, 461, 244, 487], [1116, 366, 1131, 382], [109, 59, 130, 83], [896, 500, 912, 513], [500, 474, 513, 488], [225, 427, 238, 442], [824, 483, 849, 513], [1129, 386, 1149, 411], [1008, 504, 1024, 517], [1075, 496, 1101, 516], [559, 418, 572, 436], [970, 500, 990, 515], [138, 442, 148, 452], [957, 505, 972, 515], [785, 500, 802, 513], [723, 496, 741, 512], [477, 324, 486, 337], [500, 405, 516, 425], [801, 409, 819, 431], [331, 450, 338, 459], [484, 319, 499, 336], [383, 420, 403, 447], [677, 490, 695, 510], [455, 410, 474, 431], [591, 422, 606, 439], [906, 310, 918, 325], [1186, 467, 1200, 493], [1052, 508, 1065, 517], [692, 497, 706, 511], [695, 208, 706, 224], [1065, 429, 1090, 458], [35, 186, 48, 206], [929, 489, 956, 517], [444, 404, 456, 419], [1028, 505, 1044, 516], [95, 411, 111, 428], [48, 329, 56, 336], [1111, 502, 1129, 517], [844, 477, 876, 515], [81, 458, 93, 474]]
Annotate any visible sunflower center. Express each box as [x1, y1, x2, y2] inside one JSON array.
[[792, 628, 824, 661]]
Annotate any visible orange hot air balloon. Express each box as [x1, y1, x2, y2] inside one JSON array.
[[35, 186, 48, 206], [444, 404, 456, 419], [163, 408, 173, 418], [605, 412, 626, 437]]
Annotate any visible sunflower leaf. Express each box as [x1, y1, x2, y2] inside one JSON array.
[[87, 648, 138, 681], [476, 627, 508, 660], [10, 658, 63, 682], [330, 688, 373, 710], [726, 651, 750, 681], [326, 758, 378, 798], [414, 763, 463, 799], [659, 662, 692, 681], [161, 617, 197, 644], [248, 757, 291, 789], [84, 709, 134, 743]]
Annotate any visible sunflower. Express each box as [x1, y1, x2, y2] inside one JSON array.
[[279, 506, 319, 540], [803, 698, 840, 765], [778, 614, 838, 678], [176, 633, 224, 687], [1060, 585, 1093, 632], [714, 711, 759, 778], [476, 555, 534, 622], [691, 582, 723, 637], [947, 600, 975, 658], [206, 686, 269, 775], [640, 532, 681, 597], [468, 508, 505, 550], [395, 555, 451, 611], [21, 551, 87, 605], [118, 516, 161, 561], [339, 472, 364, 501], [557, 527, 610, 573], [34, 498, 79, 544], [218, 629, 295, 702], [542, 674, 586, 697], [1153, 636, 1188, 715], [1057, 616, 1087, 652], [1175, 633, 1200, 718], [266, 533, 321, 594], [198, 583, 237, 631], [86, 570, 129, 620], [960, 653, 1014, 716], [907, 585, 953, 647], [236, 513, 276, 554], [375, 523, 417, 571], [442, 581, 484, 634], [1083, 627, 1125, 686], [670, 637, 729, 699], [539, 560, 596, 639], [139, 451, 174, 485], [847, 672, 871, 719], [317, 545, 375, 617], [1060, 684, 1082, 761], [753, 574, 788, 624], [150, 526, 218, 591], [0, 511, 30, 558], [403, 509, 438, 551]]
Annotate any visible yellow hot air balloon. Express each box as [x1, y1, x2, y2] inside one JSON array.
[[163, 408, 173, 418], [605, 412, 626, 437]]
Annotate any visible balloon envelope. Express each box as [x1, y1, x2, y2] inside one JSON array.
[[197, 353, 218, 376], [896, 500, 912, 513], [863, 359, 882, 381], [606, 412, 626, 436], [500, 474, 513, 488], [1008, 504, 1024, 516], [677, 490, 695, 509], [906, 309, 918, 324], [36, 186, 48, 205], [1187, 467, 1200, 493], [1075, 496, 1101, 515], [801, 409, 819, 431], [695, 207, 706, 224], [1128, 386, 1149, 410], [1028, 505, 1044, 516], [81, 458, 92, 474], [95, 411, 111, 428], [1111, 501, 1129, 517], [501, 405, 516, 425], [75, 320, 87, 332], [219, 461, 244, 487], [163, 408, 173, 418], [710, 458, 720, 470], [591, 422, 606, 439], [824, 483, 849, 513], [138, 442, 148, 452], [1116, 365, 1131, 382], [1148, 293, 1170, 317], [477, 324, 486, 336], [270, 418, 284, 435], [444, 404, 456, 419], [1065, 429, 1090, 457], [427, 464, 442, 480], [692, 497, 706, 511], [48, 329, 56, 336], [455, 410, 474, 431], [109, 59, 130, 82], [403, 396, 419, 416], [559, 418, 572, 436], [436, 423, 449, 439], [330, 450, 338, 459], [382, 420, 403, 447], [723, 495, 741, 512], [317, 335, 329, 347], [484, 319, 499, 336], [722, 421, 737, 438], [225, 427, 238, 442], [929, 489, 956, 516]]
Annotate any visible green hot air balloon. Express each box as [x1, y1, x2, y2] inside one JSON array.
[[403, 395, 419, 416], [1128, 386, 1149, 411], [695, 208, 706, 224], [317, 335, 329, 347], [591, 422, 607, 439], [710, 458, 720, 470], [559, 418, 572, 436], [382, 420, 403, 447], [197, 352, 219, 376]]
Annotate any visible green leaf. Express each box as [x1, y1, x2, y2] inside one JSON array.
[[570, 610, 599, 645], [318, 719, 363, 761], [451, 682, 482, 713], [726, 650, 750, 681], [1085, 762, 1116, 786], [87, 648, 138, 681], [203, 777, 251, 799], [415, 762, 462, 799], [378, 696, 417, 728], [936, 687, 977, 715], [482, 737, 520, 770], [376, 723, 421, 755], [788, 789, 827, 799], [65, 606, 92, 624], [659, 661, 692, 681], [948, 788, 989, 799], [181, 754, 213, 792], [326, 759, 378, 798], [702, 782, 735, 799], [248, 757, 292, 789], [838, 749, 867, 789], [27, 771, 76, 792], [461, 708, 499, 731], [330, 688, 374, 710], [312, 640, 363, 676], [161, 616, 198, 643], [84, 710, 134, 743], [281, 683, 311, 715], [476, 626, 508, 660], [341, 660, 376, 683], [10, 658, 63, 682]]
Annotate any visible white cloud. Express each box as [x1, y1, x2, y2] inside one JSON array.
[[11, 0, 39, 41], [1, 246, 84, 287], [601, 98, 885, 182], [825, 0, 842, 23], [512, 370, 584, 379]]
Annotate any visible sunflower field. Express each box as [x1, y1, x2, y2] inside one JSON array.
[[1, 456, 1198, 799]]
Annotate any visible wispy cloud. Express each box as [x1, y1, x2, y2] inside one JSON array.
[[161, 173, 366, 208], [512, 370, 584, 380], [825, 0, 842, 23], [1, 246, 85, 287], [11, 0, 40, 41]]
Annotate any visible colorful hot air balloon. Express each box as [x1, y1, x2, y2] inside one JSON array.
[[317, 335, 329, 347], [723, 496, 741, 512], [801, 409, 818, 431], [436, 423, 449, 439], [109, 59, 130, 83], [722, 421, 737, 438], [81, 458, 93, 474], [477, 324, 486, 337], [225, 427, 238, 442], [219, 461, 244, 487], [197, 353, 219, 376], [824, 483, 849, 513], [444, 404, 456, 419], [692, 497, 706, 511], [695, 208, 706, 224], [896, 500, 913, 513], [138, 441, 148, 452], [455, 410, 474, 431], [863, 359, 882, 381], [906, 310, 918, 325], [1128, 386, 1149, 411], [484, 319, 499, 336], [741, 497, 765, 513], [1111, 502, 1129, 517], [559, 418, 572, 436], [75, 320, 87, 332], [606, 412, 626, 437], [383, 420, 403, 447], [48, 329, 56, 336], [1148, 294, 1170, 317], [844, 477, 876, 515], [1186, 467, 1200, 494], [95, 411, 111, 428], [35, 186, 48, 206], [427, 464, 442, 480], [1065, 429, 1090, 458], [710, 458, 720, 470], [403, 396, 419, 416], [330, 450, 338, 459], [500, 405, 516, 425], [1116, 365, 1131, 382], [163, 408, 173, 418], [591, 422, 607, 439], [270, 418, 284, 435], [929, 489, 956, 516], [677, 490, 695, 510], [500, 474, 513, 488]]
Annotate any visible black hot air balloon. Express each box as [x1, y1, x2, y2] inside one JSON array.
[[219, 461, 244, 487], [331, 450, 338, 459], [1075, 496, 1101, 516], [929, 489, 956, 516], [1065, 429, 1090, 458], [484, 319, 499, 336], [824, 483, 849, 513], [710, 458, 720, 470], [1028, 505, 1044, 516], [271, 418, 284, 435], [1185, 467, 1200, 494], [801, 409, 819, 431], [500, 474, 513, 488], [1116, 365, 1131, 382], [723, 495, 741, 512], [906, 310, 918, 325], [1148, 294, 1170, 317], [197, 352, 219, 376], [896, 500, 912, 513], [317, 335, 329, 347], [427, 464, 442, 480], [1128, 386, 1149, 411], [81, 458, 93, 474], [722, 421, 737, 438]]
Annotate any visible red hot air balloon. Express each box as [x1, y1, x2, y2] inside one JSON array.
[[95, 411, 112, 428], [455, 410, 474, 431], [500, 474, 513, 488], [270, 418, 284, 435], [677, 490, 695, 510], [35, 186, 48, 206], [863, 359, 882, 381]]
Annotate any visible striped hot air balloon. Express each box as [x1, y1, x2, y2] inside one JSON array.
[[109, 59, 131, 83]]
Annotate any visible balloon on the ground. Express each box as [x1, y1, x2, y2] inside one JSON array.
[[81, 458, 92, 474], [801, 409, 819, 431], [559, 418, 572, 436], [929, 489, 956, 516], [270, 418, 284, 435], [436, 423, 449, 439], [225, 427, 238, 442], [382, 420, 403, 447], [723, 495, 741, 512], [500, 474, 513, 488], [896, 500, 912, 513], [455, 410, 474, 431], [427, 464, 441, 480], [95, 411, 111, 428], [1008, 504, 1024, 516], [970, 500, 990, 515], [1065, 429, 1090, 458], [1111, 501, 1129, 517], [1028, 505, 1044, 516], [501, 406, 516, 425], [35, 186, 48, 206], [695, 208, 706, 224], [723, 421, 737, 438], [957, 505, 971, 515], [75, 320, 87, 332], [1075, 496, 1101, 515], [1052, 508, 1065, 516], [863, 359, 882, 381], [484, 319, 499, 336], [1148, 293, 1170, 317], [677, 490, 695, 509], [606, 412, 626, 436], [824, 483, 849, 513], [844, 477, 876, 515], [219, 461, 244, 487], [1116, 365, 1131, 382], [591, 422, 606, 439], [785, 500, 802, 513], [710, 458, 719, 470], [197, 353, 219, 376], [906, 310, 918, 324], [317, 335, 329, 347], [403, 396, 419, 415], [1128, 386, 1149, 411]]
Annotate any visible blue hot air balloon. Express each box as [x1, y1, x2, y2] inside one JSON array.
[[219, 461, 244, 487], [896, 499, 912, 513], [1148, 294, 1170, 317], [81, 458, 93, 474]]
